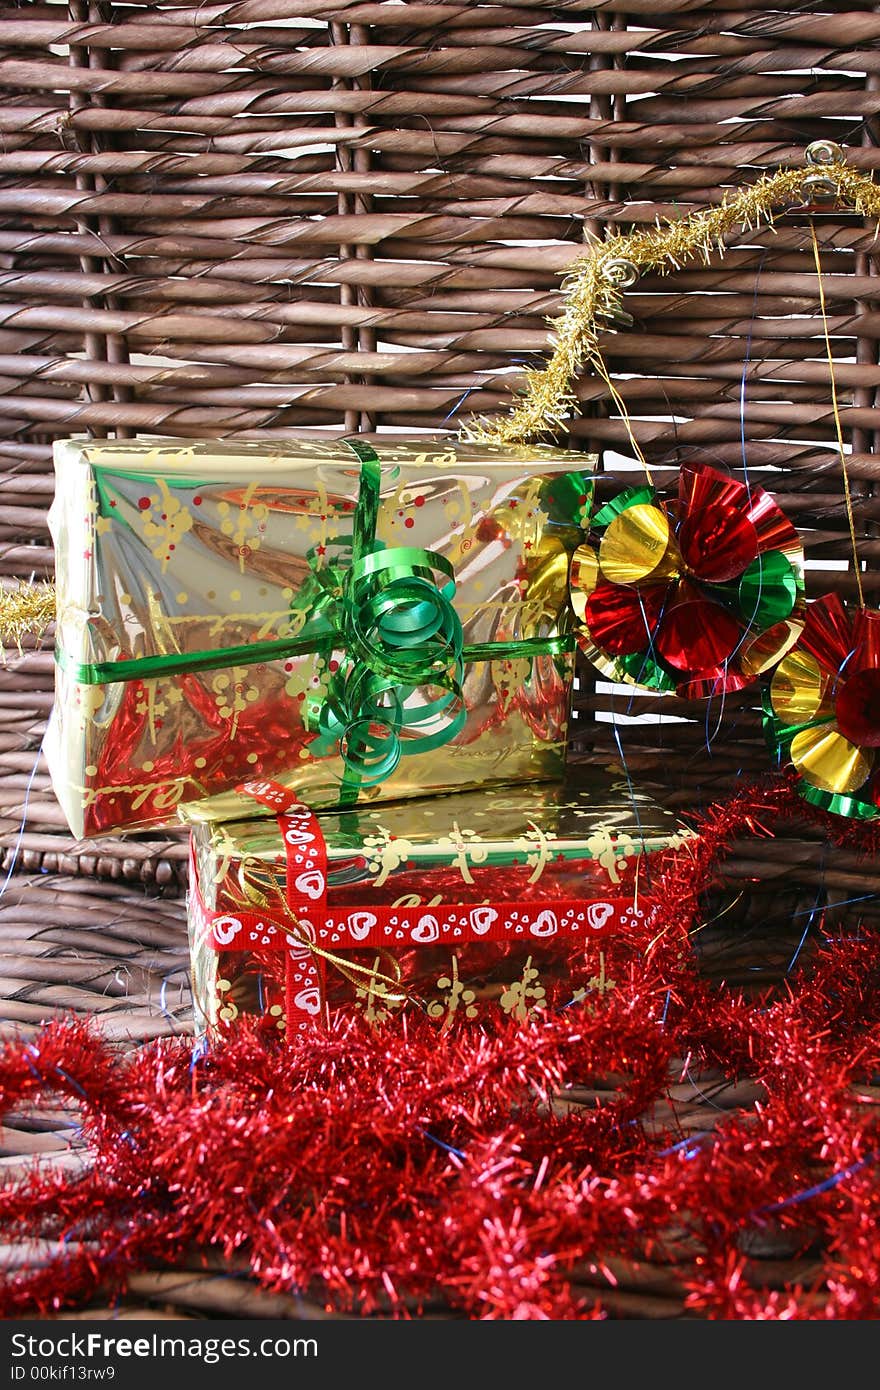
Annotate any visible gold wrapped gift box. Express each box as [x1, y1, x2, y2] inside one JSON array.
[[47, 436, 596, 837], [188, 769, 690, 1036]]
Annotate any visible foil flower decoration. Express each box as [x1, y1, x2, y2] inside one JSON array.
[[767, 592, 880, 820], [569, 461, 805, 698]]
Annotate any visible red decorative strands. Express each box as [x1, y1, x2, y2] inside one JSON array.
[[1, 779, 880, 1321]]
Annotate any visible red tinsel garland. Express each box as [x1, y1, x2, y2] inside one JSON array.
[[1, 775, 879, 1321]]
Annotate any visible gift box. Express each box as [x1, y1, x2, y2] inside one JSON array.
[[47, 436, 596, 838], [187, 770, 690, 1038]]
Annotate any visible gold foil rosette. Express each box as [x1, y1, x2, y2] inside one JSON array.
[[767, 593, 880, 820], [188, 769, 691, 1037], [47, 436, 596, 837]]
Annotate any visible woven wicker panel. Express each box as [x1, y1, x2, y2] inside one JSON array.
[[0, 2, 873, 1323], [0, 6, 879, 1318], [0, 17, 875, 904], [2, 2, 879, 880]]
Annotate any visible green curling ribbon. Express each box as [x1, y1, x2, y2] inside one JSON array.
[[303, 440, 469, 790], [61, 439, 574, 797]]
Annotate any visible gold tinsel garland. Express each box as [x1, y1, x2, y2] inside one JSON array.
[[0, 581, 55, 650], [466, 158, 880, 446]]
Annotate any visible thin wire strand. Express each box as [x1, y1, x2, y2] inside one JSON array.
[[594, 355, 654, 488], [0, 742, 43, 901], [810, 220, 865, 609]]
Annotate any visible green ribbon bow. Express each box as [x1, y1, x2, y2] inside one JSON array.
[[300, 439, 468, 790], [61, 440, 576, 799]]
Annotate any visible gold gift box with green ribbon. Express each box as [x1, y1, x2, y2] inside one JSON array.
[[47, 436, 596, 837]]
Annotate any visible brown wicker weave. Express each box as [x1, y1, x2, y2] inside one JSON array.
[[1, 0, 880, 1319]]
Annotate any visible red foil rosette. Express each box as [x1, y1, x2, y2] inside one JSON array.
[[569, 462, 805, 698], [766, 593, 880, 820]]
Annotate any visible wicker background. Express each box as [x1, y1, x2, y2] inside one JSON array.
[[0, 0, 879, 1319]]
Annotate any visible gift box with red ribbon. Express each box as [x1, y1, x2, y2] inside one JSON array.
[[187, 771, 689, 1037]]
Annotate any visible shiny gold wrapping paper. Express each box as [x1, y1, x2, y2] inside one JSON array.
[[47, 436, 596, 837], [188, 769, 690, 1035]]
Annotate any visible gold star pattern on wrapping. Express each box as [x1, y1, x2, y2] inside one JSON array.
[[500, 956, 546, 1023], [427, 956, 478, 1033], [74, 682, 105, 728], [354, 957, 405, 1027], [139, 480, 194, 573], [440, 477, 474, 538], [435, 824, 489, 884], [216, 978, 239, 1024], [519, 824, 556, 884], [588, 951, 616, 998], [502, 479, 548, 552], [293, 479, 341, 557], [211, 668, 260, 740], [362, 829, 417, 888], [217, 480, 270, 574], [584, 826, 637, 886], [132, 680, 169, 745], [491, 655, 532, 717], [571, 952, 617, 1006]]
